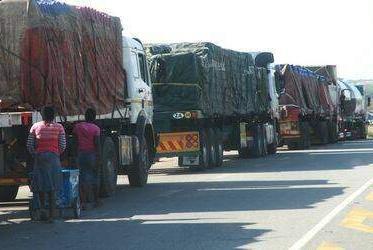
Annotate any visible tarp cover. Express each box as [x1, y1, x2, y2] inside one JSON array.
[[153, 83, 203, 112], [0, 0, 125, 116], [147, 43, 270, 117], [277, 65, 334, 116]]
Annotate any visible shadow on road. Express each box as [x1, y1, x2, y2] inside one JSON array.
[[0, 179, 344, 250], [150, 141, 373, 175], [1, 140, 366, 250]]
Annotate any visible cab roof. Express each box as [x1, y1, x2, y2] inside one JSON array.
[[123, 36, 144, 51]]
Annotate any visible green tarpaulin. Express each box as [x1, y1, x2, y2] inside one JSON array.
[[147, 43, 270, 117]]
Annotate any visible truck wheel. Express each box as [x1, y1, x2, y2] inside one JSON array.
[[267, 123, 278, 155], [301, 122, 311, 149], [0, 186, 19, 202], [287, 142, 298, 150], [214, 128, 224, 167], [268, 143, 277, 154], [238, 125, 250, 159], [267, 130, 278, 155], [250, 125, 263, 158], [192, 129, 209, 171], [320, 121, 329, 145], [328, 121, 338, 143], [178, 157, 183, 167], [128, 136, 150, 187], [207, 128, 217, 168], [238, 147, 250, 158], [73, 198, 81, 219], [261, 125, 268, 157], [100, 137, 118, 197]]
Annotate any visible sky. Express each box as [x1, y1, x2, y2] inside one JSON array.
[[65, 0, 373, 80]]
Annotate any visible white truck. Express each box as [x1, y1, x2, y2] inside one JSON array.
[[0, 0, 155, 201], [0, 36, 156, 202]]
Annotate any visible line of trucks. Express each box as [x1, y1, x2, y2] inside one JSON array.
[[0, 0, 369, 202]]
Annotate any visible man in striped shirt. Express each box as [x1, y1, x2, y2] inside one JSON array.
[[27, 106, 66, 222]]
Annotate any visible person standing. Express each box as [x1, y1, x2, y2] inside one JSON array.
[[27, 106, 66, 222], [73, 108, 101, 208]]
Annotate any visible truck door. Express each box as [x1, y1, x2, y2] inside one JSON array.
[[130, 51, 153, 121]]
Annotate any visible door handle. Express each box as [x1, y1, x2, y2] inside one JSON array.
[[138, 88, 145, 93]]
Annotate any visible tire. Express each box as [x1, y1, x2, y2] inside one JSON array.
[[267, 143, 277, 154], [267, 123, 278, 155], [328, 121, 338, 143], [207, 128, 217, 168], [214, 128, 224, 167], [250, 125, 263, 158], [319, 121, 329, 145], [100, 137, 118, 197], [287, 142, 298, 150], [238, 124, 250, 159], [288, 122, 310, 150], [192, 129, 209, 171], [359, 124, 367, 139], [301, 122, 311, 149], [73, 198, 81, 219], [267, 129, 278, 154], [178, 156, 183, 167], [29, 199, 40, 221], [0, 185, 19, 202], [261, 125, 268, 157], [128, 135, 150, 187]]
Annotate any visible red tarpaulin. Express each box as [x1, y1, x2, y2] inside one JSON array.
[[0, 0, 125, 117]]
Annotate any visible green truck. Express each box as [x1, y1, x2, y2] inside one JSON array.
[[147, 43, 280, 169]]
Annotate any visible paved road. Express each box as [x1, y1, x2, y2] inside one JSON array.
[[1, 140, 373, 250]]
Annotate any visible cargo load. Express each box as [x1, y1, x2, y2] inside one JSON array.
[[148, 43, 270, 117], [277, 64, 333, 117], [306, 65, 338, 85], [0, 0, 125, 116]]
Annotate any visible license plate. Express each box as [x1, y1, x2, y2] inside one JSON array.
[[182, 156, 200, 166]]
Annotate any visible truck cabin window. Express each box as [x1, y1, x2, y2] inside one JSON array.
[[131, 52, 139, 78], [138, 53, 149, 85]]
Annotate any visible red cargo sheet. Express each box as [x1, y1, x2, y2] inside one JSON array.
[[0, 0, 125, 117], [278, 64, 334, 117]]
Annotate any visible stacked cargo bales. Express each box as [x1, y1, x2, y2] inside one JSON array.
[[0, 0, 125, 116], [277, 65, 333, 117], [148, 43, 270, 118], [277, 64, 339, 148], [307, 65, 340, 116]]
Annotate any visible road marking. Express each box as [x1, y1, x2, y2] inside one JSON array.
[[198, 184, 340, 192], [341, 208, 373, 233], [365, 191, 373, 201], [279, 148, 373, 154], [317, 242, 344, 250], [310, 152, 373, 155], [289, 177, 373, 250]]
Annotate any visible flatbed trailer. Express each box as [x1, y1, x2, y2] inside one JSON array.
[[149, 43, 279, 169]]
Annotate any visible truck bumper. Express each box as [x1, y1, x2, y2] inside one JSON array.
[[280, 121, 301, 139], [156, 132, 200, 155], [0, 177, 28, 186]]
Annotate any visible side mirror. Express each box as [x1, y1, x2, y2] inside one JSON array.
[[368, 97, 371, 107]]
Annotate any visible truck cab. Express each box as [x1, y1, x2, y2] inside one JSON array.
[[0, 36, 156, 201], [122, 37, 153, 125]]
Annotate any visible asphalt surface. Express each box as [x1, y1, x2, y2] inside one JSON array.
[[1, 140, 373, 250]]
